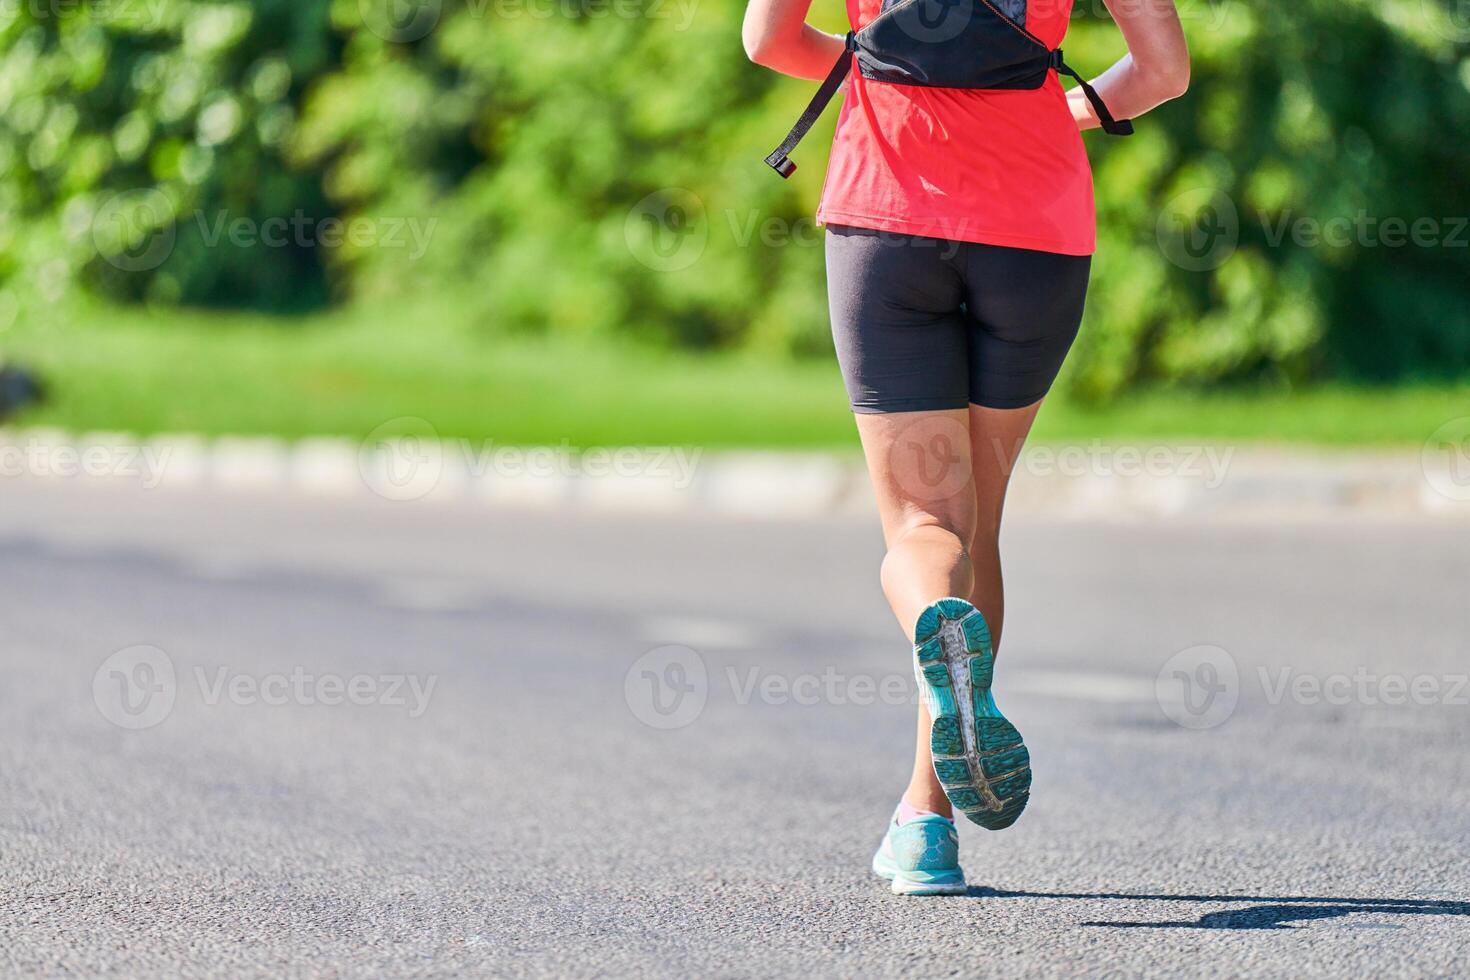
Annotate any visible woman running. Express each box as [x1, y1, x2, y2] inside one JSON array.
[[743, 0, 1190, 894]]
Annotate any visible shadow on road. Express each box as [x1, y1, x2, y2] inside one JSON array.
[[969, 889, 1470, 930]]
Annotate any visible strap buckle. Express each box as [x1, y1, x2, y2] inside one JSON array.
[[765, 153, 797, 178]]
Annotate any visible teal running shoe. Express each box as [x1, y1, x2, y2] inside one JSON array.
[[913, 598, 1031, 830], [871, 811, 967, 896]]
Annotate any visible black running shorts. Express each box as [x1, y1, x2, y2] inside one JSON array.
[[825, 225, 1091, 413]]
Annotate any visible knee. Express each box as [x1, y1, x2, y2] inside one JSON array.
[[883, 514, 974, 568], [879, 518, 972, 600]]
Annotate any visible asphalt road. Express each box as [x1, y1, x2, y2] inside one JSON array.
[[1, 482, 1467, 978]]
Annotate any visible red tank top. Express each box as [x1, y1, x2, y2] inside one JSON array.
[[816, 0, 1096, 255]]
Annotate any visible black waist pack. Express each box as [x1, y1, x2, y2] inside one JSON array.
[[765, 0, 1131, 177]]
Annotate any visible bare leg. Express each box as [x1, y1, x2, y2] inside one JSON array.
[[855, 411, 978, 636], [854, 410, 977, 819], [885, 402, 1042, 817], [964, 401, 1044, 656]]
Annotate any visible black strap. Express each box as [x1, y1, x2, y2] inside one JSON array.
[[764, 34, 857, 178], [1051, 49, 1133, 136]]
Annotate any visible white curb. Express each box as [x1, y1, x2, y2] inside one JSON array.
[[1, 428, 1466, 522]]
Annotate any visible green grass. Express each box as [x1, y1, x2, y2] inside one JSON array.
[[3, 299, 1464, 449]]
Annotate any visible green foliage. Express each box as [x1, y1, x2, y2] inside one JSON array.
[[292, 0, 841, 354], [0, 0, 336, 310], [2, 0, 1467, 394], [1072, 0, 1470, 397]]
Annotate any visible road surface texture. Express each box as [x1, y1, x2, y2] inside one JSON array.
[[2, 481, 1467, 978]]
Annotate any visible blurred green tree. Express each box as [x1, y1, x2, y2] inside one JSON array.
[[2, 0, 1467, 395], [295, 0, 1470, 390], [1074, 0, 1470, 397], [0, 0, 336, 309]]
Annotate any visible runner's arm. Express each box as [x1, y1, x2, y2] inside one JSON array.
[[1069, 0, 1190, 129], [742, 0, 848, 81]]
